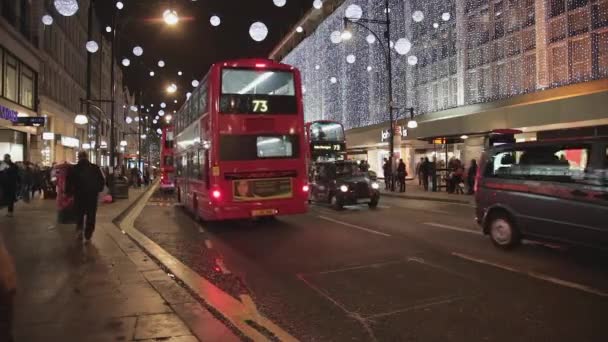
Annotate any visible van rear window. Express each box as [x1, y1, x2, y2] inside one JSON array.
[[486, 146, 589, 183]]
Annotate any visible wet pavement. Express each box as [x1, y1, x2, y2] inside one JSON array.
[[135, 190, 608, 342], [0, 190, 239, 342]]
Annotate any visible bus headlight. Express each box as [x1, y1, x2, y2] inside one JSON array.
[[371, 182, 379, 190], [340, 185, 348, 192]]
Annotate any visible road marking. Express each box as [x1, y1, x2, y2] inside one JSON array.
[[367, 295, 469, 319], [318, 215, 391, 237], [204, 239, 213, 249], [424, 222, 482, 235], [452, 252, 608, 297], [377, 205, 391, 209]]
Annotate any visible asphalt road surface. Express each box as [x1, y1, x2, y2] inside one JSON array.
[[136, 191, 608, 341]]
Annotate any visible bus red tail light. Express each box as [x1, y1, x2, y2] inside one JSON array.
[[212, 190, 221, 199], [302, 185, 310, 192]]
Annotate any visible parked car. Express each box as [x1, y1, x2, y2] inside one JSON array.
[[475, 137, 608, 250], [309, 160, 380, 210]]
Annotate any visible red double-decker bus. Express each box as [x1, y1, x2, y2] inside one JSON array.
[[160, 126, 175, 192], [305, 120, 347, 163], [174, 59, 309, 220]]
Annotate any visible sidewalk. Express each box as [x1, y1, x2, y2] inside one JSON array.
[[380, 180, 474, 205], [0, 187, 239, 342]]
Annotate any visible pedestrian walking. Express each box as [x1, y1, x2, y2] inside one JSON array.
[[66, 151, 105, 242], [0, 234, 16, 342], [397, 159, 407, 193], [382, 158, 390, 190], [416, 158, 423, 186], [467, 159, 478, 194], [421, 157, 430, 191], [0, 155, 19, 217]]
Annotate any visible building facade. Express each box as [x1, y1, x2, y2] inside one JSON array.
[[276, 0, 608, 177], [0, 0, 134, 166]]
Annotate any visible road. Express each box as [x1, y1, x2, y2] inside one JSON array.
[[135, 191, 608, 341]]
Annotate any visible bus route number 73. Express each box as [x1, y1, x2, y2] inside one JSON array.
[[252, 100, 269, 113]]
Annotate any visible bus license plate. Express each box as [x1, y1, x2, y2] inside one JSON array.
[[252, 209, 276, 217]]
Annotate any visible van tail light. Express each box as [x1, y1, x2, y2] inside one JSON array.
[[212, 190, 221, 199], [302, 185, 310, 192]]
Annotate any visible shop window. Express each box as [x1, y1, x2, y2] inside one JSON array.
[[568, 10, 590, 36], [551, 45, 569, 84], [522, 29, 536, 51], [524, 0, 535, 27], [486, 146, 589, 184], [523, 54, 536, 92], [551, 0, 566, 17], [592, 1, 608, 29], [568, 0, 588, 11], [3, 53, 18, 102], [598, 32, 608, 77], [571, 38, 591, 80], [19, 65, 34, 109]]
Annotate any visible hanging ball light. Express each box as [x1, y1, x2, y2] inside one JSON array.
[[134, 116, 140, 122], [122, 58, 130, 66], [345, 4, 363, 21], [153, 120, 158, 124], [163, 9, 179, 25], [130, 105, 138, 112], [116, 2, 124, 10], [186, 92, 192, 99], [42, 15, 54, 26], [149, 71, 155, 77], [178, 71, 183, 76], [192, 80, 200, 87], [412, 10, 424, 22], [394, 38, 412, 55], [315, 65, 320, 70], [210, 15, 221, 27], [330, 30, 342, 44], [86, 41, 99, 53], [158, 110, 165, 117], [105, 26, 112, 33], [433, 22, 439, 28], [273, 0, 286, 7], [160, 102, 166, 108], [249, 22, 268, 42], [407, 55, 418, 66], [157, 128, 162, 135], [330, 77, 337, 84], [85, 40, 99, 53], [125, 116, 133, 124], [158, 60, 165, 68], [132, 46, 143, 56], [54, 0, 79, 17], [296, 26, 303, 33], [346, 54, 356, 64], [366, 34, 376, 44], [367, 65, 373, 72], [442, 12, 451, 21], [313, 0, 323, 10], [174, 99, 178, 104]]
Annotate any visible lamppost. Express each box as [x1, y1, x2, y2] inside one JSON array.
[[342, 0, 396, 191]]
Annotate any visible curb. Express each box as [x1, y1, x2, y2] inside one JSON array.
[[113, 182, 298, 342], [381, 191, 473, 205]]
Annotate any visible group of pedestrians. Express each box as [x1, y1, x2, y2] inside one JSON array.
[[415, 157, 478, 194], [382, 158, 408, 193]]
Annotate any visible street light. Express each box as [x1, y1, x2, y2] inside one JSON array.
[[166, 84, 177, 93], [163, 9, 179, 26], [74, 114, 88, 125], [343, 0, 397, 191]]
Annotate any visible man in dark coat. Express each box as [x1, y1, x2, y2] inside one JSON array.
[[66, 151, 105, 242], [397, 159, 407, 193], [1, 154, 19, 217]]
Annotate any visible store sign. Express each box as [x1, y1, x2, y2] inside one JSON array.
[[42, 132, 55, 140], [61, 136, 80, 148], [0, 105, 18, 122], [13, 116, 46, 127], [381, 126, 407, 142]]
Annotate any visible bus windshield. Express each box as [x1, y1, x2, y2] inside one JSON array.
[[220, 69, 297, 114], [310, 122, 345, 142]]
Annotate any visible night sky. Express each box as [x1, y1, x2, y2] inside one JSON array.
[[96, 0, 313, 124]]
